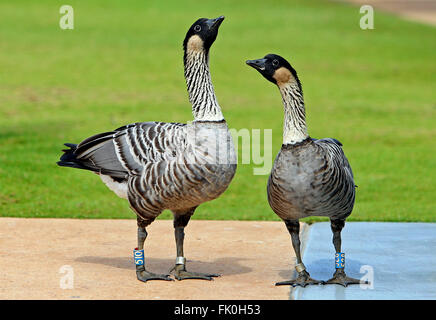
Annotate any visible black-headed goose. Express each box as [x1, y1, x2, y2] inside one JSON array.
[[246, 54, 361, 287], [58, 16, 237, 282]]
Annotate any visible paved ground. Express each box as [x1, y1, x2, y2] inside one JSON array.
[[0, 218, 302, 300], [2, 218, 434, 300], [337, 0, 436, 26], [292, 222, 436, 300]]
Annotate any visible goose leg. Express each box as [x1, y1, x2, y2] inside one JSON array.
[[276, 220, 322, 287], [324, 219, 362, 287], [171, 210, 220, 281], [135, 218, 173, 282]]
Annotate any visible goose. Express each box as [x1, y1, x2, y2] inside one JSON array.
[[246, 54, 361, 287], [57, 16, 237, 282]]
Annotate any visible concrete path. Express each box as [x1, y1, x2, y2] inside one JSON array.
[[0, 218, 301, 300], [292, 222, 436, 300], [2, 218, 433, 300], [337, 0, 436, 26]]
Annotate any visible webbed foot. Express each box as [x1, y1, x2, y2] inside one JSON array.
[[171, 264, 220, 281], [324, 269, 365, 287], [275, 270, 323, 287], [136, 266, 174, 283]]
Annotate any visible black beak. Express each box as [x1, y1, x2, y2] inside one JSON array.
[[207, 16, 225, 30], [246, 58, 267, 71]]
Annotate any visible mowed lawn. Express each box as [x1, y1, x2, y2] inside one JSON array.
[[0, 0, 434, 222]]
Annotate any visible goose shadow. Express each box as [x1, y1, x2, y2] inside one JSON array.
[[75, 256, 252, 276]]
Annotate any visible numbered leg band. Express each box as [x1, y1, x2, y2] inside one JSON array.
[[335, 252, 345, 269], [175, 256, 186, 265], [133, 248, 145, 266]]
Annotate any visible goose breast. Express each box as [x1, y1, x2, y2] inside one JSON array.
[[267, 139, 355, 221]]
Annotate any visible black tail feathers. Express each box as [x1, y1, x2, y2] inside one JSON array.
[[57, 143, 98, 172], [59, 143, 77, 161]]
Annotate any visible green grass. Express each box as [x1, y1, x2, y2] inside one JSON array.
[[0, 0, 435, 222]]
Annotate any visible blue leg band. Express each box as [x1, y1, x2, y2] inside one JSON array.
[[335, 252, 345, 269], [133, 248, 145, 266]]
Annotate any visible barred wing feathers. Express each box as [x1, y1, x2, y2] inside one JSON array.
[[314, 138, 354, 181], [59, 122, 187, 179]]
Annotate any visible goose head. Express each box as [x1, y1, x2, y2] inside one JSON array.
[[183, 16, 225, 54], [246, 54, 302, 90]]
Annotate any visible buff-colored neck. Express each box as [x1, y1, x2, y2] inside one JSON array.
[[272, 67, 309, 144], [279, 83, 309, 144], [184, 35, 224, 122]]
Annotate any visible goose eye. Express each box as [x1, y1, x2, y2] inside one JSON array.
[[272, 59, 279, 67], [194, 25, 201, 32]]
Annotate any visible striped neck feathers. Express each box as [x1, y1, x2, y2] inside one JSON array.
[[278, 82, 309, 145], [184, 35, 224, 122]]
